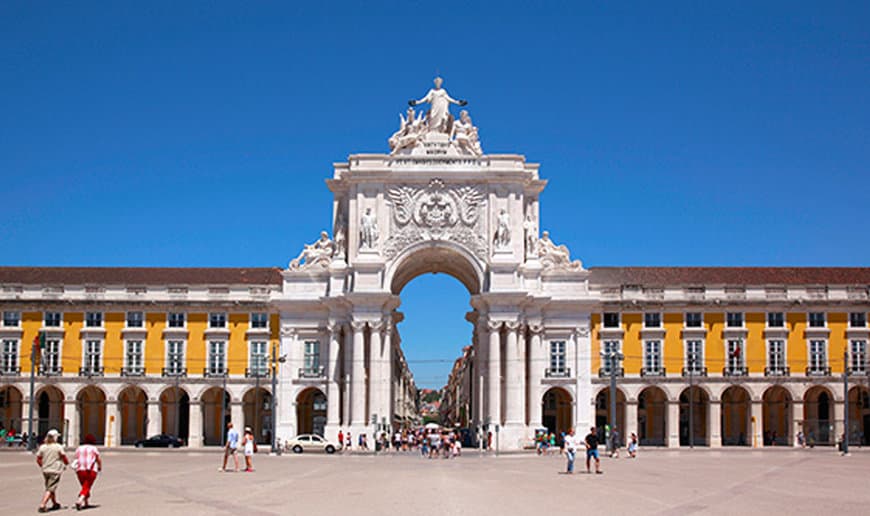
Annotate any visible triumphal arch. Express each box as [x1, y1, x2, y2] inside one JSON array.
[[276, 78, 595, 448]]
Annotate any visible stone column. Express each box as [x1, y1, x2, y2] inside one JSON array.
[[504, 322, 522, 427], [231, 401, 243, 430], [326, 324, 341, 440], [368, 321, 383, 425], [350, 321, 367, 428], [487, 320, 502, 427], [667, 401, 680, 447], [626, 401, 639, 444], [381, 322, 393, 426], [792, 401, 804, 447], [146, 400, 161, 437], [343, 325, 353, 427], [65, 400, 79, 448], [527, 326, 544, 428], [751, 400, 763, 448], [105, 401, 119, 448], [474, 321, 488, 426], [188, 400, 202, 448], [709, 400, 722, 448]]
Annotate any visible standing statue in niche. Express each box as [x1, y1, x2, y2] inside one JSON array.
[[360, 208, 379, 250], [333, 220, 347, 261], [289, 231, 335, 270], [409, 77, 467, 133], [523, 213, 538, 258], [494, 209, 511, 249]]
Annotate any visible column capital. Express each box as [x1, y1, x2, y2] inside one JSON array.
[[369, 320, 385, 332], [350, 320, 367, 332], [505, 321, 521, 332], [573, 326, 590, 338], [487, 320, 503, 332], [528, 324, 544, 335]]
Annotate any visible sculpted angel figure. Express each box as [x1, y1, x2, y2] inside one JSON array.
[[360, 208, 379, 249], [409, 77, 467, 133], [537, 231, 583, 270], [494, 209, 511, 249], [289, 231, 335, 270], [389, 107, 426, 154], [451, 110, 483, 156]]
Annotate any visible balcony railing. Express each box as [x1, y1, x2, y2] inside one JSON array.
[[598, 367, 624, 378], [847, 366, 868, 376], [38, 366, 63, 376], [121, 366, 145, 377], [161, 367, 187, 378], [245, 367, 269, 378], [298, 366, 325, 379], [0, 366, 21, 376], [722, 366, 748, 377], [640, 367, 666, 378], [764, 366, 790, 377], [78, 366, 104, 377], [545, 367, 571, 378], [203, 368, 228, 378], [805, 366, 832, 377], [681, 366, 708, 377]]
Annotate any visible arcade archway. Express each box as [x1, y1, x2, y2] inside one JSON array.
[[243, 387, 272, 444], [0, 385, 23, 432], [804, 386, 834, 445], [721, 386, 751, 446], [679, 386, 708, 446], [159, 387, 189, 441], [297, 387, 327, 436], [35, 385, 64, 440], [542, 387, 572, 436], [76, 386, 106, 445], [119, 386, 147, 445], [762, 386, 791, 446], [595, 387, 626, 445], [638, 386, 667, 446], [201, 387, 230, 446], [848, 386, 870, 445]]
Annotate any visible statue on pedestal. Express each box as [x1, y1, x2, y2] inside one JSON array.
[[409, 76, 467, 133], [523, 213, 538, 258], [289, 231, 335, 270], [537, 231, 583, 270], [451, 110, 482, 156], [360, 208, 379, 249], [494, 209, 511, 249]]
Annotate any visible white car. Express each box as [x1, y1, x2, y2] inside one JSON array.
[[285, 434, 339, 454]]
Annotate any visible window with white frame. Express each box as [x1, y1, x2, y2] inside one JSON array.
[[808, 340, 827, 374], [685, 312, 703, 328], [125, 340, 143, 374], [2, 311, 20, 327], [767, 340, 786, 374], [41, 339, 61, 375], [83, 340, 102, 374], [601, 340, 622, 374], [548, 341, 566, 376], [126, 311, 144, 328], [726, 339, 744, 374], [249, 341, 268, 376], [643, 340, 662, 374], [251, 313, 268, 329], [685, 339, 704, 374], [303, 341, 321, 374], [208, 341, 226, 376], [209, 313, 227, 328], [603, 312, 620, 328], [168, 312, 185, 328], [808, 312, 826, 328], [166, 340, 185, 375], [849, 312, 867, 328], [85, 312, 102, 328], [2, 339, 19, 374], [850, 340, 867, 374], [644, 313, 661, 328], [767, 312, 785, 328], [44, 312, 62, 327], [726, 312, 743, 328]]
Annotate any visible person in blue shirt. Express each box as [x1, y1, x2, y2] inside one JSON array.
[[220, 422, 240, 472]]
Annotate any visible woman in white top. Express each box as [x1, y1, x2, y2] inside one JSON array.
[[243, 427, 255, 472]]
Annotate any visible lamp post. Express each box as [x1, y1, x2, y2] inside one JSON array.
[[843, 349, 850, 455], [220, 365, 228, 447], [270, 342, 286, 454], [173, 356, 180, 440], [601, 349, 624, 452], [688, 351, 696, 449]]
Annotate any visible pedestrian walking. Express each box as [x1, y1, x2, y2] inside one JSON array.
[[610, 427, 621, 458], [220, 422, 240, 472], [564, 429, 577, 474], [338, 430, 344, 450], [585, 426, 602, 474], [345, 432, 352, 453], [73, 433, 102, 510], [243, 427, 256, 471], [36, 429, 69, 513], [627, 432, 638, 458]]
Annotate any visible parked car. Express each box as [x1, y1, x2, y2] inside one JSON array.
[[134, 434, 184, 448], [285, 434, 338, 454]]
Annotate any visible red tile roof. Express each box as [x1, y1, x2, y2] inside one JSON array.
[[0, 267, 283, 286], [589, 267, 870, 286]]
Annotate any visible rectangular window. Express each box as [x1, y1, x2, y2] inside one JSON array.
[[851, 340, 867, 374], [251, 313, 268, 329], [304, 341, 321, 374], [808, 312, 826, 328], [767, 312, 785, 328], [42, 339, 61, 375], [850, 312, 867, 328], [209, 313, 227, 328], [685, 340, 704, 374], [125, 340, 143, 374], [85, 312, 102, 327], [603, 312, 620, 328], [1, 339, 19, 374], [548, 341, 566, 376], [83, 340, 102, 374], [601, 340, 621, 374], [644, 340, 662, 374], [2, 311, 20, 327], [166, 340, 185, 375], [249, 341, 268, 376], [726, 312, 743, 328], [126, 311, 144, 328], [767, 340, 786, 375], [685, 312, 703, 328], [168, 313, 185, 328], [44, 312, 62, 327], [808, 340, 827, 374], [644, 312, 661, 328], [726, 339, 744, 374], [208, 341, 226, 375]]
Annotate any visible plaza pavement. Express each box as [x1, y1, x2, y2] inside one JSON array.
[[1, 447, 868, 515]]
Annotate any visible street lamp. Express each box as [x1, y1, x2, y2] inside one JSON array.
[[270, 342, 287, 454], [688, 351, 696, 449], [600, 349, 624, 452]]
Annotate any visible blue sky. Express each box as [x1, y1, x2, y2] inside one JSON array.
[[2, 2, 869, 387]]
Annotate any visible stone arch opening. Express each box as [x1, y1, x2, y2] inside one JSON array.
[[243, 387, 272, 444], [541, 387, 572, 436], [387, 241, 484, 296], [118, 386, 147, 445], [0, 385, 23, 433], [721, 385, 751, 446], [803, 385, 834, 445], [848, 386, 870, 446], [201, 386, 230, 446], [297, 387, 327, 436], [595, 387, 626, 445], [35, 385, 65, 441], [762, 386, 792, 446], [638, 386, 668, 446], [159, 387, 189, 442], [679, 386, 709, 446], [76, 386, 106, 445]]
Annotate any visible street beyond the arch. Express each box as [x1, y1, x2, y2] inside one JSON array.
[[2, 448, 869, 515]]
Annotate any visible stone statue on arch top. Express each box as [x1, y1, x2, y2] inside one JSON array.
[[409, 76, 468, 133]]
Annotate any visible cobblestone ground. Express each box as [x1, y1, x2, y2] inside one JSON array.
[[1, 448, 868, 515]]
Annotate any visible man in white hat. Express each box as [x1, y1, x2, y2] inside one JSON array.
[[36, 429, 69, 512]]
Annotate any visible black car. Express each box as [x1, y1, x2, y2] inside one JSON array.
[[134, 434, 184, 448]]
